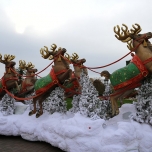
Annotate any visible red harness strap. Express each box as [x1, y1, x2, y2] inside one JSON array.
[[19, 81, 34, 94], [142, 57, 152, 65], [131, 55, 149, 77], [0, 77, 18, 93]]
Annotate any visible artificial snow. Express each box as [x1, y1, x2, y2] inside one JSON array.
[[0, 103, 152, 152]]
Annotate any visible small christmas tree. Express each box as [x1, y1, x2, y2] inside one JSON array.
[[0, 94, 15, 116], [78, 70, 109, 120], [69, 94, 81, 113], [102, 81, 113, 118], [24, 92, 36, 111], [132, 75, 152, 125], [42, 87, 67, 114]]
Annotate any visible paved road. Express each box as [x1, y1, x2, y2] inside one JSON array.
[[0, 135, 65, 152]]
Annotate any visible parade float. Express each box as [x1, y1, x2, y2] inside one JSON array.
[[0, 23, 152, 152]]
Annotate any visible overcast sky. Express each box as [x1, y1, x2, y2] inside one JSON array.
[[0, 0, 151, 79]]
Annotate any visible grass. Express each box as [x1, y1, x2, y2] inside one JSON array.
[[66, 98, 73, 110], [65, 98, 134, 110]]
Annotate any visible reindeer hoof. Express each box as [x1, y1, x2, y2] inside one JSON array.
[[116, 110, 119, 115], [36, 111, 43, 118], [29, 110, 36, 116]]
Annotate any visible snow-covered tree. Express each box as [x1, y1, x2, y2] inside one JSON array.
[[24, 92, 35, 110], [0, 94, 15, 116], [102, 82, 113, 118], [132, 75, 152, 125], [78, 70, 110, 120], [69, 94, 81, 113], [42, 87, 67, 114]]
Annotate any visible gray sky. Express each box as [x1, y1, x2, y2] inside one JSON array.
[[0, 0, 151, 79]]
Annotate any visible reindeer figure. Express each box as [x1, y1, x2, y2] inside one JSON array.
[[101, 23, 152, 116], [64, 53, 87, 97], [29, 44, 74, 118], [71, 53, 88, 77], [15, 60, 37, 98], [0, 54, 19, 100]]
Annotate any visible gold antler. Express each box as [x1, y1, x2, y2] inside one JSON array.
[[71, 53, 79, 60], [130, 23, 142, 35], [19, 60, 27, 69], [40, 43, 57, 60], [127, 40, 134, 50], [0, 54, 15, 63], [26, 62, 35, 69], [4, 54, 14, 61], [65, 53, 70, 60], [50, 43, 57, 52], [7, 55, 15, 61], [0, 54, 2, 61], [114, 24, 131, 42]]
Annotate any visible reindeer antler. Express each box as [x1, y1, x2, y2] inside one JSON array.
[[127, 40, 134, 50], [64, 53, 70, 60], [130, 23, 142, 35], [51, 43, 57, 52], [0, 54, 15, 64], [19, 60, 35, 69], [71, 53, 79, 61], [40, 43, 57, 60], [19, 60, 27, 69], [26, 62, 35, 69], [114, 24, 131, 42]]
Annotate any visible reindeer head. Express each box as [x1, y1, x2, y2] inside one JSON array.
[[19, 60, 37, 76], [40, 44, 67, 60], [114, 23, 152, 50], [0, 54, 16, 74], [71, 53, 86, 66]]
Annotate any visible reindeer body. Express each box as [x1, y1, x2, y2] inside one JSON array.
[[0, 55, 19, 100], [64, 55, 87, 98], [16, 62, 38, 98], [29, 44, 74, 118], [101, 24, 152, 116]]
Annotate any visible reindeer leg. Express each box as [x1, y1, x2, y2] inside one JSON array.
[[114, 98, 119, 115], [36, 99, 43, 118], [29, 98, 37, 116]]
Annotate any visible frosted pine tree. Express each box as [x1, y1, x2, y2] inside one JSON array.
[[24, 92, 36, 110], [102, 81, 113, 118], [0, 94, 15, 116], [79, 70, 109, 120], [42, 87, 67, 114], [69, 94, 81, 113], [132, 75, 152, 125]]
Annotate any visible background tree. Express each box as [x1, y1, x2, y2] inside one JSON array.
[[132, 75, 152, 125], [0, 94, 15, 116]]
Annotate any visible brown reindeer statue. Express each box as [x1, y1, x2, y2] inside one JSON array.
[[15, 60, 38, 98], [0, 54, 19, 100], [64, 53, 87, 97], [101, 23, 152, 116], [29, 44, 75, 118]]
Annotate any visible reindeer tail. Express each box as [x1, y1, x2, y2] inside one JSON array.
[[100, 70, 111, 79]]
